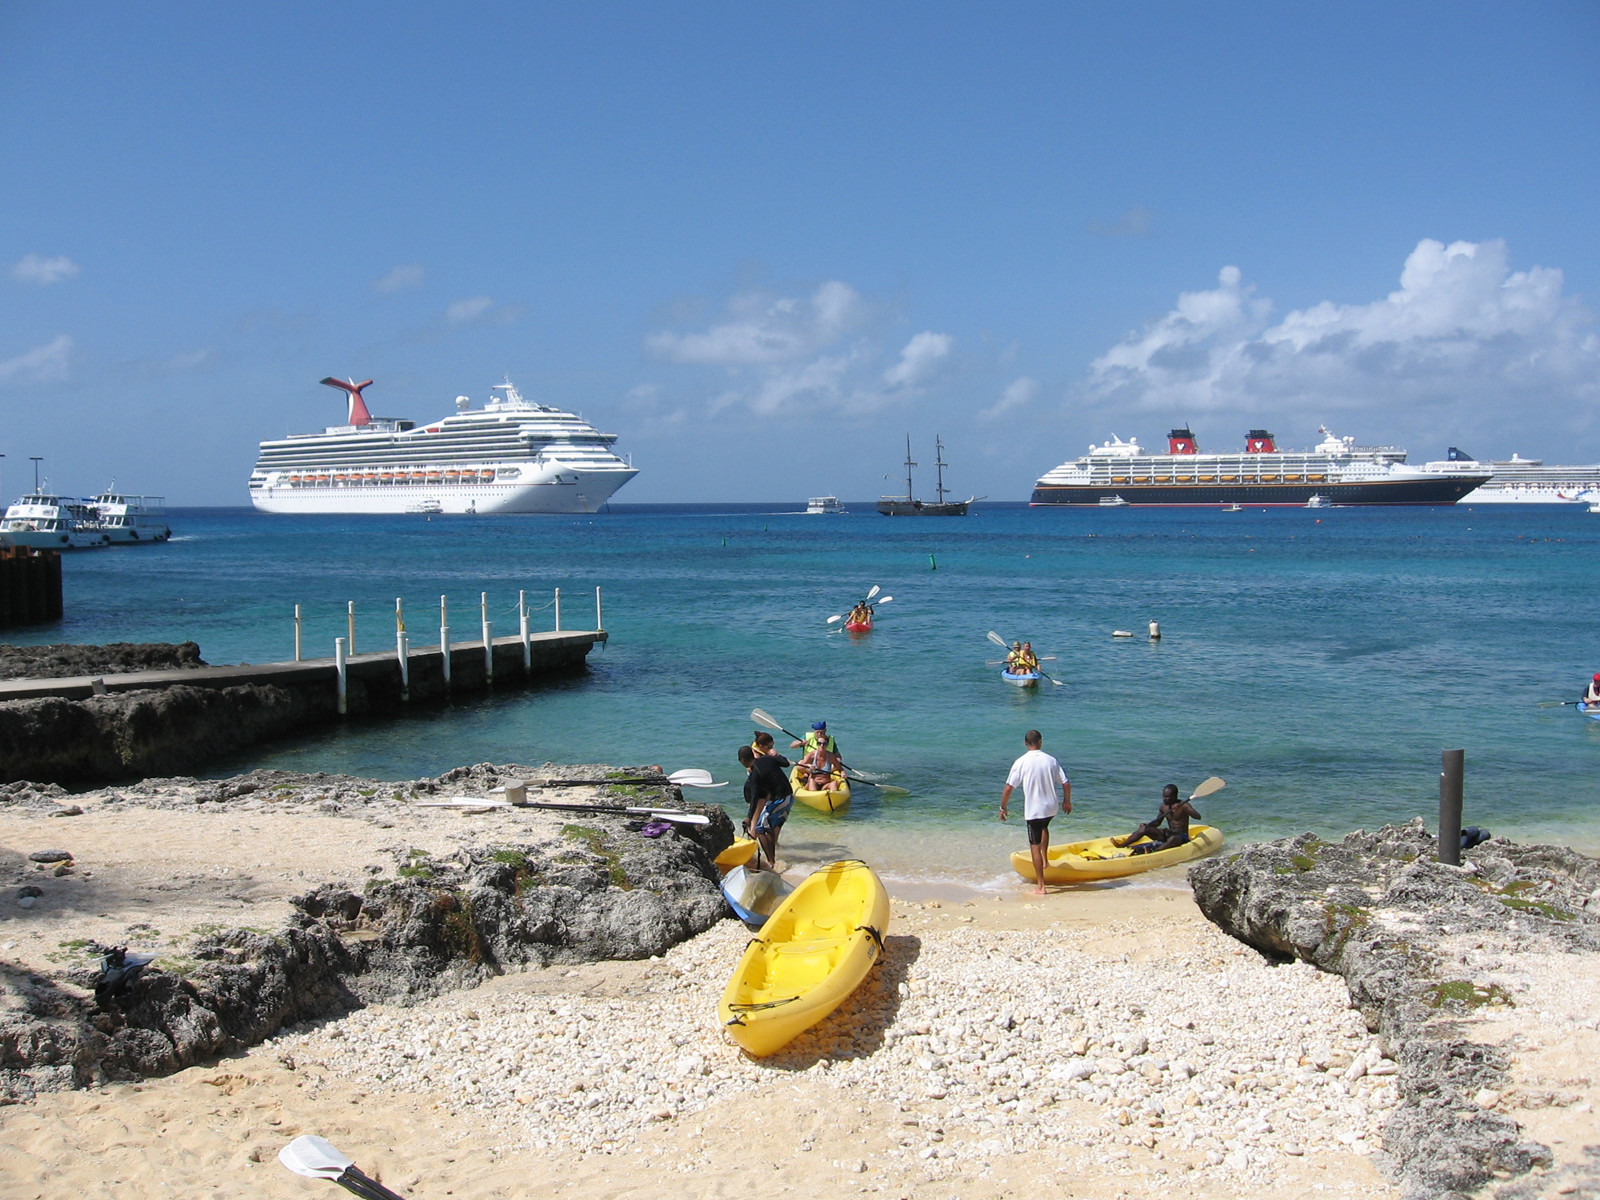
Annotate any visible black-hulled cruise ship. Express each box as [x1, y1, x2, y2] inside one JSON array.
[[249, 378, 637, 515], [1030, 427, 1489, 507]]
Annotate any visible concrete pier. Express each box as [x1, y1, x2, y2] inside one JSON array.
[[0, 629, 605, 709]]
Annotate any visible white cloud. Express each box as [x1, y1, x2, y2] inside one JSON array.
[[979, 376, 1039, 422], [1085, 240, 1600, 417], [373, 264, 425, 294], [0, 335, 71, 385], [442, 296, 522, 328], [11, 254, 80, 285], [647, 281, 955, 417], [883, 331, 953, 388], [647, 281, 868, 366], [1089, 207, 1156, 237]]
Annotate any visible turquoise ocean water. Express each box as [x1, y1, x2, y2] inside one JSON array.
[[15, 502, 1600, 889]]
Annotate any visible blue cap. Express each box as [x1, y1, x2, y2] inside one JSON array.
[[811, 721, 826, 730]]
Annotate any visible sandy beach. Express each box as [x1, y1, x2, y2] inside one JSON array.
[[2, 777, 1596, 1199]]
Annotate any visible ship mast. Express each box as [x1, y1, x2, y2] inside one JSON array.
[[934, 436, 948, 505], [903, 434, 917, 502]]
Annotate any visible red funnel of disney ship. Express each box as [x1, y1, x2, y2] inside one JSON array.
[[248, 377, 638, 515], [1029, 426, 1489, 507]]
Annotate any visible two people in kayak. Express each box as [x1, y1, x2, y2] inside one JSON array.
[[790, 721, 844, 792], [1005, 641, 1039, 674], [846, 602, 874, 626]]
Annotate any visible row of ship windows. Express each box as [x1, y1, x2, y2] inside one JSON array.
[[270, 468, 519, 485], [1063, 473, 1332, 484]]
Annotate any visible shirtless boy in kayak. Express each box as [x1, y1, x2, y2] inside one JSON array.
[[1113, 784, 1199, 854]]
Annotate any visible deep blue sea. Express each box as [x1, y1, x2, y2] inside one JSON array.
[[14, 501, 1600, 889]]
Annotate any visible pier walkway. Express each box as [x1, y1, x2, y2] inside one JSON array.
[[0, 629, 606, 705]]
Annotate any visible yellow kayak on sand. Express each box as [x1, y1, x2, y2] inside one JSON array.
[[718, 859, 889, 1057], [714, 838, 759, 870], [1010, 824, 1226, 884], [790, 765, 851, 813]]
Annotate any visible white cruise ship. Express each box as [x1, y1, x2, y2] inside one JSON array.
[[1423, 448, 1600, 504], [248, 378, 638, 515]]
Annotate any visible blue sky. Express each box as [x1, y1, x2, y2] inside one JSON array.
[[3, 2, 1598, 503]]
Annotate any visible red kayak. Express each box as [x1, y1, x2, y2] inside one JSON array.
[[845, 618, 872, 633]]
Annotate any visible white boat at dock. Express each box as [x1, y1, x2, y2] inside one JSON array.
[[89, 488, 171, 543], [0, 492, 111, 549]]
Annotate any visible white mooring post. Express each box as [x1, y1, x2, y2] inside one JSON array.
[[347, 601, 356, 656], [481, 591, 493, 683], [334, 637, 348, 715], [294, 604, 302, 662], [395, 596, 409, 702], [595, 585, 603, 633], [554, 586, 562, 632], [519, 589, 531, 670], [440, 594, 451, 686]]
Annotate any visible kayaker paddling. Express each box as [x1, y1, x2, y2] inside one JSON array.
[[791, 720, 841, 758], [1585, 673, 1600, 705], [998, 729, 1070, 896], [1112, 784, 1200, 854]]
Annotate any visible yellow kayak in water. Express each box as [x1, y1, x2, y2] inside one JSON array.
[[718, 859, 889, 1057], [1010, 824, 1225, 884], [790, 765, 851, 813]]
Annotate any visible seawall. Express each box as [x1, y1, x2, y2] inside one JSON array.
[[0, 630, 604, 784]]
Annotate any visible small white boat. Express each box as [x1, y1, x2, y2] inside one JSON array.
[[89, 489, 171, 543], [805, 495, 845, 515], [406, 499, 444, 514], [1306, 494, 1330, 509], [1224, 503, 1244, 512], [0, 492, 110, 549], [1112, 629, 1134, 638], [1098, 495, 1129, 507]]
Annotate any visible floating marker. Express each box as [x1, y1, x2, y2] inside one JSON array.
[[929, 554, 937, 570]]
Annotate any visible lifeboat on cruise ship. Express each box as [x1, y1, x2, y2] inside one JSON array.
[[426, 469, 442, 481], [288, 474, 303, 485], [410, 470, 427, 482], [379, 472, 395, 482], [478, 469, 495, 482], [443, 468, 460, 481]]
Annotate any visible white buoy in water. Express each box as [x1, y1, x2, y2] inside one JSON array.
[[1112, 629, 1134, 638], [1149, 620, 1161, 640]]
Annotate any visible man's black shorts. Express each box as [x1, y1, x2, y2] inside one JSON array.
[[1026, 817, 1051, 845]]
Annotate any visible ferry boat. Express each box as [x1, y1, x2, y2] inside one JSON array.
[[0, 492, 111, 549], [1423, 448, 1600, 504], [89, 488, 171, 543], [248, 377, 638, 515], [878, 435, 976, 516], [805, 496, 846, 515], [1031, 426, 1488, 507]]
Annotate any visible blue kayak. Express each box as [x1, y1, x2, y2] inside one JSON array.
[[1001, 668, 1042, 687], [1581, 702, 1600, 721], [719, 864, 795, 929]]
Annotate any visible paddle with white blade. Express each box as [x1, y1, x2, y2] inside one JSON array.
[[280, 1135, 407, 1200], [750, 708, 911, 795], [828, 592, 892, 624], [1189, 776, 1226, 801], [986, 630, 1064, 687]]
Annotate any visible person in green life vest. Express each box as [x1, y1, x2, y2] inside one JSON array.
[[790, 720, 840, 759]]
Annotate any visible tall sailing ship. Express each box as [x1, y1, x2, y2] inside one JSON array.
[[248, 377, 638, 515], [1030, 426, 1489, 507], [878, 435, 975, 516]]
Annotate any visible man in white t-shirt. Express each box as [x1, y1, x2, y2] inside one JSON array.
[[999, 729, 1070, 895]]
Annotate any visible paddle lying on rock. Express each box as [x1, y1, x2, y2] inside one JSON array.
[[827, 595, 893, 624], [281, 1135, 408, 1200], [986, 630, 1064, 686], [415, 797, 712, 824], [749, 708, 911, 795], [525, 768, 721, 787]]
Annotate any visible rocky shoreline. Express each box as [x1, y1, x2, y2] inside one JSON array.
[[1191, 820, 1600, 1199], [0, 763, 732, 1100]]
